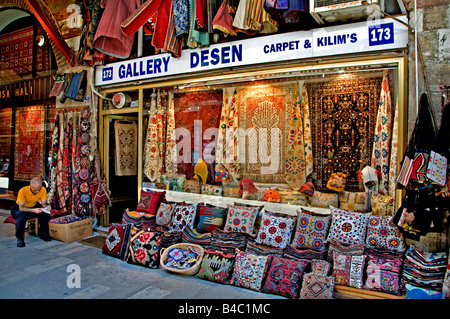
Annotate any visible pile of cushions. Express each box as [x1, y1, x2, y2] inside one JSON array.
[[100, 188, 449, 299]]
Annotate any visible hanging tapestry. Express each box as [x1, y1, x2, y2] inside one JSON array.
[[308, 77, 381, 192], [114, 120, 137, 176], [165, 93, 178, 174], [156, 90, 167, 176], [388, 98, 399, 198], [238, 82, 295, 183], [222, 89, 241, 183], [0, 108, 12, 162], [14, 105, 45, 180], [144, 91, 160, 181], [371, 70, 394, 195], [173, 89, 223, 183]]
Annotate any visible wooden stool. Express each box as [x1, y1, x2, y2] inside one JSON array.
[[27, 218, 39, 237]]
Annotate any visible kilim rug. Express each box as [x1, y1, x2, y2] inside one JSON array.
[[308, 76, 381, 192], [114, 121, 138, 176], [238, 82, 296, 183], [0, 108, 12, 162], [14, 105, 46, 180]]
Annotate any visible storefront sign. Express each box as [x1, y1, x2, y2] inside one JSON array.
[[0, 76, 54, 104], [95, 16, 409, 86]]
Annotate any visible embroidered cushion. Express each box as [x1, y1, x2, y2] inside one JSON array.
[[102, 223, 132, 260], [365, 215, 406, 253], [326, 206, 371, 245], [201, 184, 223, 196], [223, 187, 241, 198], [292, 209, 331, 251], [196, 204, 227, 233], [364, 254, 403, 295], [155, 202, 176, 227], [223, 204, 259, 235], [311, 191, 338, 208], [136, 190, 165, 214], [332, 251, 366, 288], [326, 239, 365, 263], [278, 189, 309, 206], [183, 180, 200, 193], [299, 260, 334, 299], [255, 211, 296, 249], [371, 192, 395, 216], [196, 249, 235, 284], [339, 191, 368, 213], [168, 203, 197, 233], [260, 256, 308, 299], [229, 249, 271, 291], [127, 227, 162, 268]]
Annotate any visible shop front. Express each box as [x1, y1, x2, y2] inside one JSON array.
[[94, 16, 409, 225]]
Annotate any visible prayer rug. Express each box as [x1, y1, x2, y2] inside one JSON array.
[[114, 120, 138, 176], [308, 76, 381, 192], [14, 105, 45, 180]]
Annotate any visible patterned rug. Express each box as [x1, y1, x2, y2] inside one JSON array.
[[114, 121, 138, 176], [308, 77, 381, 192], [0, 108, 12, 162], [14, 105, 46, 180]]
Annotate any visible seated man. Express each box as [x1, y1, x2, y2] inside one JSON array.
[[10, 177, 52, 247]]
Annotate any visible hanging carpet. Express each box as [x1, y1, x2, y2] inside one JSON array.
[[114, 120, 138, 176]]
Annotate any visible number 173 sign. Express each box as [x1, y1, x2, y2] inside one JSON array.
[[369, 22, 394, 46]]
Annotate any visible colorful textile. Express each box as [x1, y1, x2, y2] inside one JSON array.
[[261, 256, 308, 299], [155, 202, 176, 227], [371, 192, 395, 216], [165, 94, 178, 173], [173, 0, 190, 36], [196, 204, 227, 233], [326, 239, 365, 263], [283, 244, 327, 261], [222, 89, 241, 183], [144, 92, 160, 182], [406, 284, 443, 299], [183, 180, 200, 193], [371, 70, 394, 195], [426, 150, 448, 186], [299, 259, 335, 299], [292, 209, 331, 251], [223, 204, 259, 235], [136, 190, 165, 214], [223, 186, 241, 198], [310, 191, 338, 208], [209, 228, 248, 254], [339, 191, 368, 213], [163, 244, 202, 270], [277, 189, 309, 206], [443, 251, 450, 299], [196, 249, 235, 284], [255, 211, 296, 249], [127, 227, 162, 268], [122, 210, 156, 228], [114, 121, 137, 176], [388, 98, 399, 197], [309, 78, 381, 192], [102, 223, 132, 260], [245, 241, 284, 257], [365, 215, 406, 253], [326, 206, 371, 246], [14, 105, 46, 180], [168, 204, 197, 233], [187, 0, 210, 47], [230, 249, 270, 291], [182, 225, 212, 247], [332, 251, 366, 288], [201, 184, 223, 196], [364, 252, 403, 295]]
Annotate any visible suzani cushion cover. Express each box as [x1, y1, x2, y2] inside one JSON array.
[[156, 202, 176, 227], [371, 192, 395, 216], [230, 249, 271, 291], [102, 223, 132, 260], [339, 191, 368, 213], [223, 204, 259, 235], [196, 204, 227, 233], [261, 256, 308, 299], [136, 190, 165, 214], [310, 191, 338, 208], [365, 215, 406, 252], [332, 251, 366, 288], [299, 260, 335, 299], [201, 184, 223, 196], [364, 253, 403, 295], [292, 209, 331, 251], [255, 212, 296, 249], [196, 250, 235, 284], [326, 206, 371, 245], [168, 203, 197, 233], [127, 227, 162, 268]]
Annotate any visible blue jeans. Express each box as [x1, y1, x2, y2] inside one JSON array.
[[10, 203, 50, 239]]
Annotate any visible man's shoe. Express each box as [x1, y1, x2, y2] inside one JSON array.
[[17, 238, 25, 247], [42, 233, 51, 241]]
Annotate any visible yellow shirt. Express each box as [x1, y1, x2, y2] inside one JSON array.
[[16, 186, 47, 208]]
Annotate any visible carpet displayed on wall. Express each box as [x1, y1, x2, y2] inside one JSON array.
[[114, 120, 138, 176], [238, 82, 296, 183], [173, 89, 223, 183], [0, 108, 12, 162], [308, 76, 382, 192], [14, 105, 45, 180]]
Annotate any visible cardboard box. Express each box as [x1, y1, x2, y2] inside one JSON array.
[[49, 217, 93, 242]]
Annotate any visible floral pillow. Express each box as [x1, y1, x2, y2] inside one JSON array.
[[127, 227, 162, 268], [339, 191, 368, 213], [364, 254, 403, 295], [365, 215, 406, 253], [371, 192, 395, 216], [332, 251, 366, 288], [292, 209, 331, 251], [155, 202, 176, 227], [196, 250, 235, 284], [183, 180, 200, 193], [102, 223, 132, 260], [229, 249, 271, 291], [278, 189, 309, 206], [167, 204, 197, 233], [136, 190, 165, 214], [261, 256, 308, 299], [201, 184, 223, 196], [326, 206, 371, 245], [255, 211, 296, 249], [223, 204, 259, 235], [196, 204, 227, 233], [311, 191, 338, 208]]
